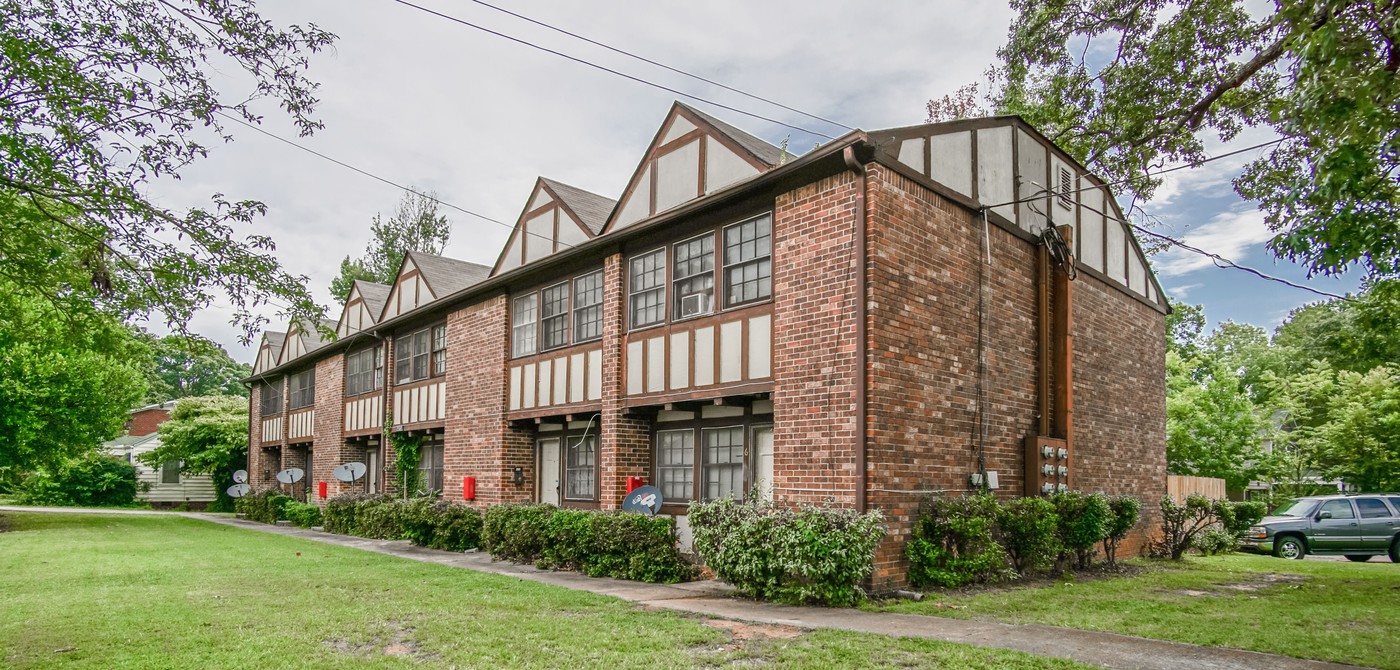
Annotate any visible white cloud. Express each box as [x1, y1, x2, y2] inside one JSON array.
[[1165, 283, 1203, 299], [1155, 209, 1275, 277]]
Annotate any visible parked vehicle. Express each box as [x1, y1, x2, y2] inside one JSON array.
[[1240, 494, 1400, 562]]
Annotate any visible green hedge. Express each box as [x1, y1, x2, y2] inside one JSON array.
[[483, 504, 693, 584], [689, 498, 885, 606], [323, 494, 482, 550], [15, 453, 140, 507], [283, 500, 322, 528], [907, 493, 1011, 588], [235, 489, 293, 524]]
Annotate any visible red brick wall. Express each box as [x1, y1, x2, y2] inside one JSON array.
[[127, 407, 170, 437], [309, 355, 352, 505], [600, 253, 651, 510]]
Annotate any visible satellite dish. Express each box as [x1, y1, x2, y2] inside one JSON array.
[[622, 485, 664, 516], [333, 462, 367, 482], [231, 469, 248, 484], [227, 483, 251, 498], [276, 468, 305, 485]]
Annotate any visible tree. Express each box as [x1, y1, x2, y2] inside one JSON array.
[[1273, 279, 1400, 375], [140, 395, 249, 511], [987, 1, 1400, 278], [1164, 298, 1206, 359], [2, 0, 336, 343], [134, 331, 252, 402], [1313, 367, 1400, 492], [1166, 351, 1267, 492], [329, 190, 452, 302]]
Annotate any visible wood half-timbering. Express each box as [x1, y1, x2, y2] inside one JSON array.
[[392, 379, 446, 428], [287, 408, 315, 440], [344, 394, 383, 435], [869, 116, 1168, 311], [379, 251, 491, 321], [604, 102, 784, 235], [623, 304, 773, 404], [508, 344, 605, 416], [261, 415, 284, 444], [380, 253, 434, 321], [336, 280, 391, 338], [252, 331, 285, 375], [492, 178, 615, 276]]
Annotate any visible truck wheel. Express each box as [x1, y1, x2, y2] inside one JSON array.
[[1274, 535, 1305, 560], [1390, 538, 1399, 563], [1344, 555, 1372, 562]]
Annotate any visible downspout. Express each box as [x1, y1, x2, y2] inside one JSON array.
[[843, 144, 869, 514]]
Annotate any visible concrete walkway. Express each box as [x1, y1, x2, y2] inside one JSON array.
[[0, 506, 1370, 670]]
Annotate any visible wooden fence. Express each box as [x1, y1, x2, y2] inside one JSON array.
[[1167, 475, 1227, 502]]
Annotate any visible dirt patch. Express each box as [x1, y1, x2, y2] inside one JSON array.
[[1215, 573, 1307, 592], [323, 619, 437, 663], [702, 619, 803, 641], [689, 617, 806, 664]]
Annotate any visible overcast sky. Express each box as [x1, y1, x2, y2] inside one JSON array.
[[145, 0, 1360, 363]]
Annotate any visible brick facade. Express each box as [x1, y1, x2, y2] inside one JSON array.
[[126, 407, 170, 437]]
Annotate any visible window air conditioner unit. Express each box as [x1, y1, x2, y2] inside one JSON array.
[[679, 293, 709, 318]]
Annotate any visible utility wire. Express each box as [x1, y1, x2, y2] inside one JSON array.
[[464, 0, 854, 132], [387, 0, 839, 140]]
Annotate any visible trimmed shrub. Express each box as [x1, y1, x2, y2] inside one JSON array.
[[997, 496, 1060, 576], [399, 497, 482, 551], [1153, 494, 1234, 560], [1195, 527, 1238, 555], [481, 503, 554, 562], [283, 500, 322, 528], [1226, 500, 1268, 534], [690, 497, 885, 606], [16, 453, 139, 507], [540, 509, 693, 583], [1102, 495, 1141, 566], [236, 489, 293, 524], [1053, 492, 1111, 570], [906, 493, 1011, 589]]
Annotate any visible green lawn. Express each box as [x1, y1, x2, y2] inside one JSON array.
[[872, 554, 1400, 669], [0, 513, 1090, 670]]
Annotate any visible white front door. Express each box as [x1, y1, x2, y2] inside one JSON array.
[[751, 426, 774, 501], [538, 438, 561, 505], [366, 449, 379, 494]]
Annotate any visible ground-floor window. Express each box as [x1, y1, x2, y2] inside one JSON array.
[[418, 434, 444, 495], [652, 400, 773, 506], [161, 460, 180, 484], [538, 416, 600, 506]]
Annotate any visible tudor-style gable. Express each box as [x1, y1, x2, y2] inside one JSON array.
[[380, 250, 491, 321], [492, 177, 615, 276], [252, 331, 285, 375], [275, 319, 335, 367], [603, 102, 785, 234], [336, 280, 391, 338]]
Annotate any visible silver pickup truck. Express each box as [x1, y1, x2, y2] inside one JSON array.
[[1240, 494, 1400, 562]]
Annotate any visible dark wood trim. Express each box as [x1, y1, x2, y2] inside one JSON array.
[[650, 401, 774, 514], [624, 381, 773, 407]]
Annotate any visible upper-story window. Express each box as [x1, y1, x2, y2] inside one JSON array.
[[287, 369, 315, 410], [395, 324, 446, 385], [345, 345, 384, 396], [626, 213, 773, 331], [512, 268, 605, 358], [259, 379, 283, 415]]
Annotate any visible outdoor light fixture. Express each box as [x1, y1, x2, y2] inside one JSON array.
[[511, 467, 525, 486]]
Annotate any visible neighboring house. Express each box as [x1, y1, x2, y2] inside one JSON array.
[[103, 401, 217, 508], [245, 102, 1169, 588]]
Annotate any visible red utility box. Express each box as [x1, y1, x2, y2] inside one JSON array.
[[317, 481, 327, 499], [625, 476, 644, 493], [463, 476, 476, 500]]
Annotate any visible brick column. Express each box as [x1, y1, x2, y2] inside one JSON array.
[[313, 355, 355, 504], [599, 253, 652, 510]]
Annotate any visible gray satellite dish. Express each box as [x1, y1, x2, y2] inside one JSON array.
[[227, 483, 251, 498], [231, 469, 248, 484], [333, 462, 367, 482], [622, 485, 664, 516], [275, 468, 305, 485]]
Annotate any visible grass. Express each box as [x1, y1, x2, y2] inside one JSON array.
[[871, 554, 1400, 669], [0, 512, 1092, 670]]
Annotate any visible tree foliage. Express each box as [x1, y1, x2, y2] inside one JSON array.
[[991, 0, 1400, 278], [1166, 351, 1266, 491], [141, 394, 248, 510], [329, 190, 452, 302], [133, 330, 251, 402], [1, 0, 336, 342]]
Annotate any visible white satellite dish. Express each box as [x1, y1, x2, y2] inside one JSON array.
[[275, 468, 305, 485], [231, 469, 248, 484], [333, 462, 367, 482], [227, 483, 251, 498]]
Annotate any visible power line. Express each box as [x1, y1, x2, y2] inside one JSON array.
[[464, 0, 854, 132], [386, 0, 839, 140]]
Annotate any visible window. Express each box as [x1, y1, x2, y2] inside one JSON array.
[[1356, 498, 1392, 519], [258, 380, 283, 415], [564, 434, 596, 500], [1320, 499, 1355, 519], [672, 234, 714, 319], [702, 427, 745, 501], [345, 345, 384, 396], [723, 215, 772, 307], [656, 429, 694, 504], [541, 282, 570, 351], [395, 325, 443, 384], [418, 435, 444, 495], [629, 249, 667, 328], [288, 369, 315, 410], [572, 271, 603, 342], [161, 460, 180, 484], [512, 294, 538, 357]]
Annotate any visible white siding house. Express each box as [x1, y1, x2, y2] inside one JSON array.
[[102, 401, 218, 507]]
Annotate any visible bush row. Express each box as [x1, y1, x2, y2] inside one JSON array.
[[283, 500, 322, 528], [235, 489, 293, 524], [322, 494, 482, 551], [482, 504, 693, 583], [687, 497, 886, 606], [15, 453, 140, 507], [907, 492, 1141, 589]]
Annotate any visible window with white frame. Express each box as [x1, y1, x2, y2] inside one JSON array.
[[723, 215, 772, 307], [572, 270, 603, 343], [512, 269, 605, 358], [655, 429, 694, 503], [345, 345, 384, 396], [288, 369, 315, 410], [512, 294, 539, 357], [395, 325, 444, 384], [673, 234, 715, 319], [702, 426, 745, 500], [564, 434, 597, 500], [431, 325, 447, 376], [629, 249, 667, 328], [540, 282, 570, 351], [259, 379, 283, 415]]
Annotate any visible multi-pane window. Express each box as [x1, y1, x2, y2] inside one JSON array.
[[288, 369, 315, 410], [564, 435, 597, 500], [673, 234, 715, 319], [418, 436, 444, 495], [259, 380, 283, 415], [629, 249, 667, 328], [541, 282, 570, 351], [573, 271, 603, 342], [724, 215, 772, 306], [161, 460, 181, 484], [655, 429, 695, 503], [703, 427, 745, 501], [512, 294, 538, 357], [345, 345, 384, 396], [395, 326, 444, 384]]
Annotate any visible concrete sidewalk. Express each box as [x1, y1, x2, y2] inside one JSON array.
[[1, 506, 1370, 670]]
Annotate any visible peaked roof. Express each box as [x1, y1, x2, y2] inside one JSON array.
[[540, 177, 615, 235], [263, 331, 286, 358], [353, 280, 391, 317], [409, 250, 491, 297], [295, 319, 337, 357], [677, 102, 786, 167]]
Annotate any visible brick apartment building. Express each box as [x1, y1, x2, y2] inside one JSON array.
[[245, 102, 1168, 587]]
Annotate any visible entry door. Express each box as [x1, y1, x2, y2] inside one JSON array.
[[365, 449, 379, 494], [751, 426, 774, 501], [538, 438, 561, 505]]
